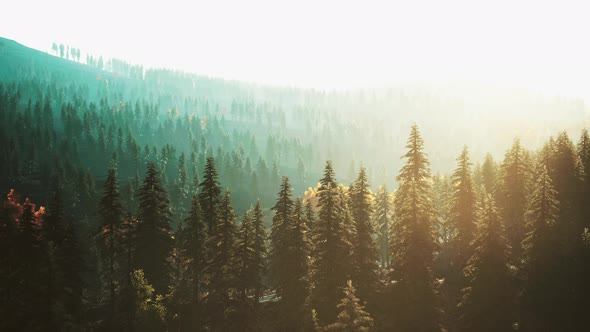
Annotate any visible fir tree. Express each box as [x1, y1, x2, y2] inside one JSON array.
[[480, 153, 497, 195], [324, 280, 374, 332], [235, 210, 258, 330], [499, 138, 529, 261], [97, 165, 124, 326], [251, 200, 267, 307], [135, 162, 173, 295], [198, 156, 222, 233], [350, 167, 378, 304], [270, 176, 295, 302], [450, 146, 477, 266], [206, 189, 238, 330], [57, 219, 85, 329], [176, 194, 206, 331], [311, 161, 354, 325], [373, 185, 391, 268], [459, 194, 513, 332], [389, 125, 441, 332], [520, 164, 562, 331], [271, 177, 311, 330]]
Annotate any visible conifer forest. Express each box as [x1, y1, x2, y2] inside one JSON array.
[[1, 18, 590, 332]]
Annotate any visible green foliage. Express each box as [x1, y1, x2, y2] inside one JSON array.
[[130, 269, 166, 332], [350, 167, 378, 304], [311, 161, 354, 325], [388, 125, 441, 332], [459, 194, 514, 332], [324, 280, 374, 332], [135, 162, 173, 294]]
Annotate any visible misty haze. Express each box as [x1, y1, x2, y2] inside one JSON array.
[[1, 1, 589, 331]]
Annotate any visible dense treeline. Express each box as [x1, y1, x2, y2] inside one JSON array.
[[1, 38, 590, 331], [2, 124, 590, 331]]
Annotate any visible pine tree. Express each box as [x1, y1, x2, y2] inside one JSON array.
[[97, 165, 124, 326], [271, 177, 311, 330], [324, 280, 374, 332], [311, 161, 354, 325], [578, 129, 590, 226], [450, 146, 477, 266], [251, 200, 267, 307], [480, 153, 497, 195], [135, 162, 173, 295], [576, 129, 590, 328], [198, 156, 222, 233], [389, 125, 441, 331], [270, 176, 295, 301], [206, 189, 238, 330], [57, 219, 85, 329], [176, 194, 206, 331], [286, 198, 312, 330], [350, 167, 378, 305], [520, 164, 562, 331], [235, 210, 258, 330], [373, 185, 391, 269], [459, 194, 513, 332], [550, 131, 584, 328], [499, 138, 529, 261]]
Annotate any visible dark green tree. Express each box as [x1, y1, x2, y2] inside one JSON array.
[[135, 162, 173, 295], [498, 138, 529, 261], [311, 161, 353, 325], [520, 164, 561, 331], [324, 280, 374, 332], [350, 167, 378, 304], [459, 194, 513, 332], [97, 165, 124, 326], [198, 156, 222, 233], [205, 189, 238, 330], [373, 185, 391, 269], [176, 194, 206, 331], [389, 125, 441, 332]]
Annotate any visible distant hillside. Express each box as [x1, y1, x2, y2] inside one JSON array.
[[0, 37, 117, 84]]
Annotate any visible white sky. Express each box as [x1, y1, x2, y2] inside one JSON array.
[[2, 0, 590, 97]]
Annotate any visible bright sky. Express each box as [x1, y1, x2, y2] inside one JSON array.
[[2, 0, 590, 97]]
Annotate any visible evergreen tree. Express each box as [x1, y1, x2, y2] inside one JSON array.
[[270, 177, 311, 330], [304, 198, 316, 234], [57, 218, 85, 329], [251, 200, 267, 307], [270, 176, 295, 302], [373, 185, 391, 269], [176, 194, 206, 331], [499, 138, 529, 261], [479, 153, 497, 195], [520, 164, 562, 331], [324, 280, 374, 332], [450, 146, 477, 267], [311, 161, 353, 325], [206, 189, 238, 330], [135, 162, 173, 295], [97, 165, 124, 326], [459, 194, 513, 332], [389, 125, 441, 331], [198, 156, 222, 233], [576, 129, 590, 328], [350, 167, 378, 304], [550, 131, 584, 328], [235, 210, 258, 330]]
